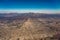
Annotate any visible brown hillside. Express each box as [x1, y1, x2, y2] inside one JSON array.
[[0, 13, 60, 40]]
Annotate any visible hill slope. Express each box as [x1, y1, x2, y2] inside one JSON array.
[[0, 13, 60, 40]]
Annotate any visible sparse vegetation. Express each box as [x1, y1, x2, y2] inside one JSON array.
[[0, 13, 60, 40]]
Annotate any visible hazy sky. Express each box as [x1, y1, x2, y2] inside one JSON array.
[[0, 0, 59, 9], [0, 0, 60, 13]]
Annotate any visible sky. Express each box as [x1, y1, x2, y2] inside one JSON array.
[[0, 0, 60, 13]]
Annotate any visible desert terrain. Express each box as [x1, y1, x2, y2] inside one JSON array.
[[0, 13, 60, 40]]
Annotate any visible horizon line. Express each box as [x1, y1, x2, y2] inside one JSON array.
[[0, 9, 59, 14]]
